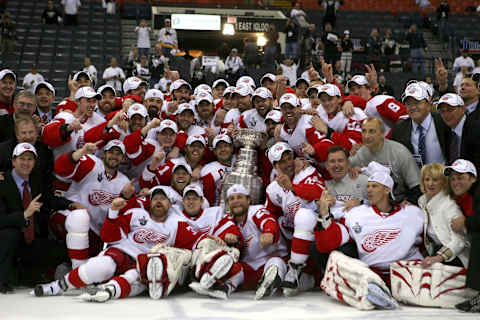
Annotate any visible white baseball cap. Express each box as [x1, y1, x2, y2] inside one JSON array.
[[444, 159, 477, 177], [145, 89, 164, 101], [347, 75, 368, 88], [223, 86, 236, 97], [73, 71, 92, 82], [186, 134, 206, 146], [12, 142, 37, 158], [169, 79, 192, 95], [317, 83, 341, 97], [401, 83, 429, 103], [268, 141, 293, 164], [236, 76, 256, 89], [213, 79, 229, 89], [34, 81, 55, 96], [97, 84, 115, 97], [123, 76, 146, 93], [406, 80, 433, 99], [368, 171, 394, 196], [127, 103, 148, 118], [279, 93, 299, 108], [295, 77, 310, 87], [0, 69, 16, 81], [344, 30, 350, 35], [194, 84, 212, 96], [226, 184, 250, 198], [176, 103, 195, 115], [212, 134, 232, 148], [265, 110, 283, 123], [233, 84, 254, 97], [252, 87, 273, 101], [74, 86, 102, 100], [260, 73, 276, 85], [362, 161, 391, 177], [150, 185, 170, 200], [104, 139, 125, 154], [159, 119, 178, 133], [173, 161, 193, 175], [437, 93, 465, 107], [183, 184, 204, 198], [307, 84, 323, 97], [195, 91, 213, 104]]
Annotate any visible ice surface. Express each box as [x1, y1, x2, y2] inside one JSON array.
[[1, 288, 478, 320]]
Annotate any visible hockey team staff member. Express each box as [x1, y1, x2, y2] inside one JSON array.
[[190, 184, 289, 300], [314, 167, 425, 310]]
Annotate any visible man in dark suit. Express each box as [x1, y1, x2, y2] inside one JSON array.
[[390, 82, 449, 168], [0, 142, 75, 293], [437, 93, 480, 170], [0, 90, 37, 143]]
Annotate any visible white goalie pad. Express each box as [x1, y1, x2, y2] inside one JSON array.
[[320, 251, 390, 310], [147, 243, 193, 298], [192, 238, 240, 281], [390, 260, 477, 308]]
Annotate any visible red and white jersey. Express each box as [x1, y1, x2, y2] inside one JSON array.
[[279, 114, 334, 163], [316, 204, 424, 271], [42, 112, 83, 160], [139, 156, 187, 189], [54, 153, 130, 235], [123, 130, 165, 180], [223, 108, 241, 128], [236, 205, 288, 271], [55, 99, 77, 114], [175, 206, 241, 241], [101, 207, 205, 260], [200, 160, 233, 206], [238, 109, 266, 132], [266, 166, 325, 234], [365, 95, 408, 136], [316, 106, 366, 150]]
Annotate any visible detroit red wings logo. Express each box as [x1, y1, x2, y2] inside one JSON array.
[[133, 228, 169, 244], [361, 228, 401, 253], [88, 189, 118, 206]]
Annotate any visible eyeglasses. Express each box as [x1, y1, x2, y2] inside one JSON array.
[[16, 101, 35, 109]]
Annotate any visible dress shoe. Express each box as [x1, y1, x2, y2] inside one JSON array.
[[0, 282, 14, 294]]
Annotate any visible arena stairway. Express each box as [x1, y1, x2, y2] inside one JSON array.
[[2, 0, 122, 100]]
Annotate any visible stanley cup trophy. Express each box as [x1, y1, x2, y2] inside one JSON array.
[[220, 128, 266, 209]]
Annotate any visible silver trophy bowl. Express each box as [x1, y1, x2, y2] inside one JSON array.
[[233, 128, 267, 149]]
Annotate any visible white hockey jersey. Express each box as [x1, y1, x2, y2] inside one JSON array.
[[238, 109, 266, 132]]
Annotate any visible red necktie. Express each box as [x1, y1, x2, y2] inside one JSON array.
[[42, 114, 48, 124], [23, 181, 34, 244]]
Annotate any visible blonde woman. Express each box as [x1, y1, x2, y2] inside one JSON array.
[[418, 162, 470, 268]]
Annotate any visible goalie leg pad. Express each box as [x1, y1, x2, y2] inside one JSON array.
[[391, 260, 477, 308], [65, 209, 90, 269], [320, 251, 391, 310]]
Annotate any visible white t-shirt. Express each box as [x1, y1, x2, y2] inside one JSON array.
[[453, 56, 475, 70], [83, 65, 97, 83], [136, 26, 151, 49], [280, 63, 298, 87], [22, 73, 44, 91], [62, 0, 81, 15], [102, 66, 126, 92]]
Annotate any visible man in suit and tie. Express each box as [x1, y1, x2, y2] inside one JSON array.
[[390, 82, 448, 167], [0, 90, 37, 143], [437, 93, 480, 170], [34, 81, 56, 125], [0, 143, 76, 293]]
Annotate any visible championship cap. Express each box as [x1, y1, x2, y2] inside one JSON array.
[[236, 76, 256, 89], [173, 161, 193, 175], [145, 89, 164, 101], [97, 84, 115, 96], [213, 79, 229, 89], [195, 91, 213, 104], [401, 83, 429, 103], [104, 139, 125, 154], [233, 84, 254, 97], [150, 185, 170, 200], [444, 159, 477, 177], [169, 79, 192, 95], [0, 69, 16, 81], [194, 84, 212, 96], [159, 119, 178, 133], [268, 141, 293, 164], [73, 71, 92, 82], [12, 142, 37, 158], [317, 83, 341, 97], [226, 184, 250, 198], [123, 77, 146, 93], [127, 103, 148, 118], [176, 103, 195, 115], [306, 84, 323, 97], [186, 135, 206, 146], [279, 93, 299, 108], [34, 81, 55, 96], [265, 110, 283, 123], [212, 134, 232, 148], [74, 86, 102, 100], [183, 184, 204, 198], [436, 93, 465, 107], [406, 80, 433, 99], [260, 73, 276, 85], [362, 161, 391, 177], [347, 75, 368, 88], [223, 86, 236, 97], [252, 87, 273, 101], [368, 171, 394, 193]]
